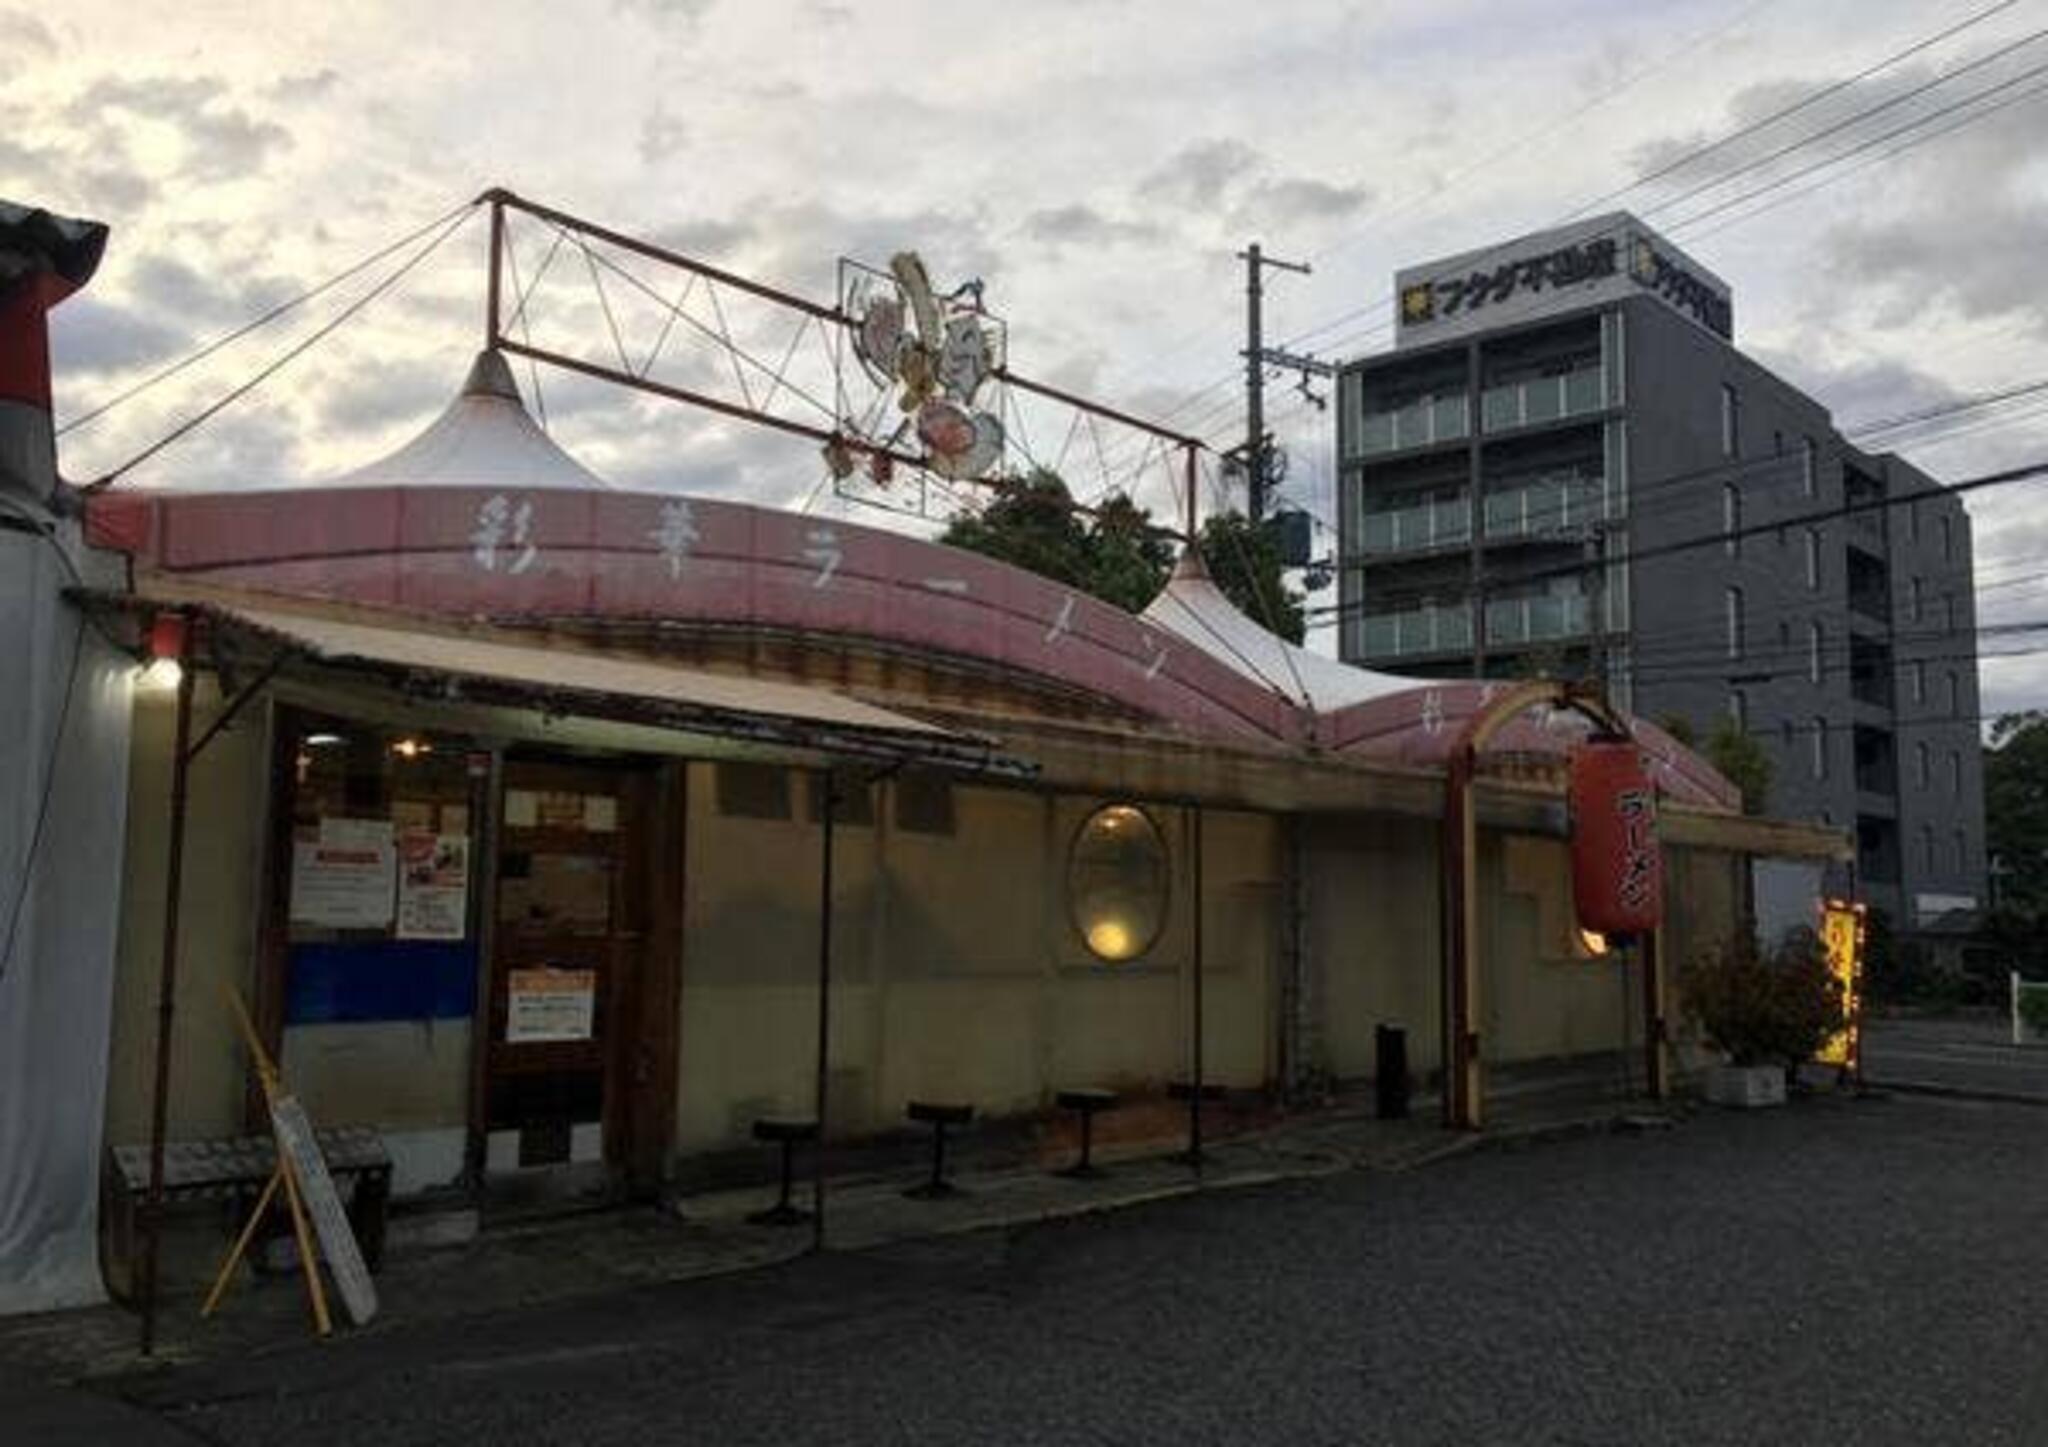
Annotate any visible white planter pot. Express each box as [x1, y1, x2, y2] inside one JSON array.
[[1704, 1063, 1787, 1108]]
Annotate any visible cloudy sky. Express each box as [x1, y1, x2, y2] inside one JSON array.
[[9, 0, 2047, 706]]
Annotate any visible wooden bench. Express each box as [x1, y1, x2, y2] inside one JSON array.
[[103, 1127, 393, 1300]]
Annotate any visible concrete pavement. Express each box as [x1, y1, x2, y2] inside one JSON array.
[[67, 1091, 2048, 1446]]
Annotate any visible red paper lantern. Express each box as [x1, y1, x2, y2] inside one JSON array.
[[1568, 738, 1662, 939], [147, 612, 187, 661]]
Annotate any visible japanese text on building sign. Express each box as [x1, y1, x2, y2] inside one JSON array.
[[1401, 238, 1618, 325], [1627, 238, 1733, 339]]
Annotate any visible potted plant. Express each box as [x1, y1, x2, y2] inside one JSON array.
[[1681, 929, 1845, 1107]]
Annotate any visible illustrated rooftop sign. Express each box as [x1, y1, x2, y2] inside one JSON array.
[[1393, 213, 1732, 347]]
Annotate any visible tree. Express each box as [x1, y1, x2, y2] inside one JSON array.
[[1703, 717, 1772, 816], [1198, 512, 1305, 644], [938, 469, 1093, 595], [939, 471, 1303, 640], [1986, 712, 2048, 915]]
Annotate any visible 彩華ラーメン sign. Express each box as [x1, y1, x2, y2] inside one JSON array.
[[1393, 213, 1732, 347]]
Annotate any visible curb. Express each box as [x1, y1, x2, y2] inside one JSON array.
[[1862, 1077, 2048, 1109]]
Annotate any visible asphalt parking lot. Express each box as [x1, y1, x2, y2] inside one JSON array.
[[62, 1089, 2048, 1447], [1863, 1013, 2048, 1098]]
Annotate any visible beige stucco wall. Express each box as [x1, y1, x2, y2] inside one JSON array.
[[1661, 845, 1745, 1074], [674, 773, 1281, 1154], [1306, 814, 1442, 1084], [99, 669, 1780, 1181], [1480, 833, 1636, 1065], [102, 681, 269, 1149]]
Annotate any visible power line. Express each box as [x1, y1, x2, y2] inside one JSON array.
[[1680, 69, 2048, 243], [56, 196, 481, 437], [84, 204, 481, 488], [1307, 454, 2048, 627], [1286, 0, 2035, 357], [1659, 49, 2048, 234], [1568, 0, 2029, 221]]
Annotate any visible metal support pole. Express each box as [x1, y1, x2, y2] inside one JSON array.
[[486, 195, 504, 350], [1184, 443, 1198, 543], [1643, 926, 1668, 1099], [1440, 750, 1483, 1130], [1466, 337, 1486, 679], [139, 625, 196, 1357], [809, 769, 837, 1252], [1183, 803, 1206, 1166]]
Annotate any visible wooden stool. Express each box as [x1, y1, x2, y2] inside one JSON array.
[[903, 1101, 972, 1200], [747, 1117, 818, 1226], [1055, 1088, 1119, 1178]]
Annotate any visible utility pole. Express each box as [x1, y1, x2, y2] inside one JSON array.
[[1237, 243, 1326, 523], [1584, 522, 1607, 693]]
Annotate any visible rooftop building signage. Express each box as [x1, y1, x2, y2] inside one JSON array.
[[1393, 214, 1732, 348]]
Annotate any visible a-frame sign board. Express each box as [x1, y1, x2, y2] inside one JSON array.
[[203, 988, 379, 1333]]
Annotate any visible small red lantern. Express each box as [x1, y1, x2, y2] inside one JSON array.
[[147, 611, 188, 661], [1568, 737, 1662, 940]]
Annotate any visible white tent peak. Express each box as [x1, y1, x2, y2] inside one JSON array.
[[1140, 544, 1417, 712], [317, 348, 612, 492]]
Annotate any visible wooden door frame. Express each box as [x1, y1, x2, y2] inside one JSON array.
[[476, 750, 681, 1197], [621, 760, 684, 1194]]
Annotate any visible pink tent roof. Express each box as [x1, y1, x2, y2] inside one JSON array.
[[83, 351, 1738, 810]]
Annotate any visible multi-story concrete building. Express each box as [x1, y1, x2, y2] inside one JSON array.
[[1333, 213, 1986, 928]]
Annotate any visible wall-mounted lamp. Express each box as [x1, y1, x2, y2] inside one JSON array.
[[136, 612, 187, 692]]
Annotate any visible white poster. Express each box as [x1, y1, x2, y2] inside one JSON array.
[[506, 967, 597, 1043], [290, 819, 395, 929], [396, 832, 470, 941]]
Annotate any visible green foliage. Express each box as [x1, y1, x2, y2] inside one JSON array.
[[1987, 712, 2048, 916], [938, 469, 1095, 595], [940, 471, 1303, 640], [1197, 512, 1305, 644], [1703, 718, 1773, 816], [1680, 928, 1844, 1070], [2018, 984, 2048, 1036]]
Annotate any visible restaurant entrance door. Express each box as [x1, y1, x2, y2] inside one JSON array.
[[483, 754, 674, 1201]]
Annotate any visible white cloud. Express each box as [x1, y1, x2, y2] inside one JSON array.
[[17, 0, 2048, 698]]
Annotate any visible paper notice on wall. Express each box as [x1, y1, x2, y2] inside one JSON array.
[[291, 819, 395, 929], [584, 795, 617, 833], [504, 789, 539, 828], [396, 831, 470, 941], [537, 791, 587, 829], [506, 967, 597, 1043]]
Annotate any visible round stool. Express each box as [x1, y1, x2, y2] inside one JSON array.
[[1055, 1088, 1119, 1178], [904, 1101, 973, 1200], [747, 1117, 818, 1226]]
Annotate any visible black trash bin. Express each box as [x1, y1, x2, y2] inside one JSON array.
[[1375, 1024, 1409, 1120]]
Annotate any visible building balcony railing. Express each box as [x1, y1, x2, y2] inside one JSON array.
[[1482, 475, 1602, 542], [1848, 589, 1890, 626], [1352, 393, 1471, 458], [1358, 602, 1474, 659], [1484, 591, 1591, 646], [1359, 495, 1471, 555], [1479, 365, 1605, 434]]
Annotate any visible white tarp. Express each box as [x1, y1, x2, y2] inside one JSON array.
[[0, 518, 133, 1315]]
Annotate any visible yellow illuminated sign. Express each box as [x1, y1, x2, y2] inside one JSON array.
[[1816, 898, 1866, 1069]]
